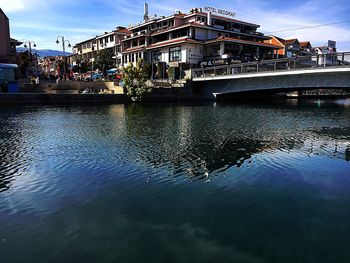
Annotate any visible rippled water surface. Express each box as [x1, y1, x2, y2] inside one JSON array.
[[1, 100, 350, 263]]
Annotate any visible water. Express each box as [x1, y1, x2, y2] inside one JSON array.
[[0, 100, 350, 263]]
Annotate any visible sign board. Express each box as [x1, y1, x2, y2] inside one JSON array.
[[328, 40, 336, 49], [203, 6, 235, 17], [168, 61, 179, 67]]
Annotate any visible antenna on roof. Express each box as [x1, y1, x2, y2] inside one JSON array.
[[144, 3, 149, 22]]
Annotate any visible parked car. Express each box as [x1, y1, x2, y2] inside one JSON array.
[[81, 73, 92, 81], [91, 72, 103, 81]]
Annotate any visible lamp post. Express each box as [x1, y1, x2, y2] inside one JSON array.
[[56, 36, 71, 81], [21, 40, 37, 80]]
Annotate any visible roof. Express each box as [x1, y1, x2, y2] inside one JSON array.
[[0, 63, 18, 69], [74, 37, 96, 46], [300, 41, 311, 48], [284, 38, 299, 45], [0, 8, 9, 20], [206, 36, 281, 49], [185, 11, 260, 28], [116, 28, 131, 34], [146, 37, 202, 50], [123, 45, 146, 53]]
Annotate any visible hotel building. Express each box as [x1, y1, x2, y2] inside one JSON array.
[[70, 4, 282, 77], [120, 5, 281, 69]]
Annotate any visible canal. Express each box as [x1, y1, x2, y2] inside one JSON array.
[[0, 100, 350, 263]]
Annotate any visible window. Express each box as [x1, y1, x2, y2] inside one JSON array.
[[100, 39, 103, 45], [169, 46, 181, 62], [197, 16, 201, 21], [110, 35, 114, 42], [105, 37, 109, 43]]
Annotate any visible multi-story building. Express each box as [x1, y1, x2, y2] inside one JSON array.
[[0, 8, 21, 63], [72, 27, 130, 70], [121, 6, 281, 70], [71, 4, 282, 75]]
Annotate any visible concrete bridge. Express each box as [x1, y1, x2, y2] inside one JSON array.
[[192, 52, 350, 99]]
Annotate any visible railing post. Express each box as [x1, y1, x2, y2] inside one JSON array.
[[214, 67, 216, 76], [241, 64, 243, 74], [342, 53, 345, 65], [274, 60, 277, 71], [257, 63, 259, 72]]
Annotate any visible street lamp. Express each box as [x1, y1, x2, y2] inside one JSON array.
[[56, 36, 71, 81], [20, 40, 37, 80]]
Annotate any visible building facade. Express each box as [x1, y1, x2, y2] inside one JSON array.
[[70, 5, 281, 76], [121, 7, 281, 69], [71, 27, 130, 70], [264, 37, 314, 58], [0, 8, 20, 63]]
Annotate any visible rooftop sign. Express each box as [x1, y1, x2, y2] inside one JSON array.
[[203, 7, 236, 18]]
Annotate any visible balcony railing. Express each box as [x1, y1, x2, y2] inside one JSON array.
[[192, 52, 350, 79]]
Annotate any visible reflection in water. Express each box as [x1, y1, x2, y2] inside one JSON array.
[[0, 101, 350, 263]]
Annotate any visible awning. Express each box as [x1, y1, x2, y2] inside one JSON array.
[[0, 63, 18, 69]]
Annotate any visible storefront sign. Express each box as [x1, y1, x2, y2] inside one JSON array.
[[203, 7, 236, 17], [200, 57, 241, 67], [328, 40, 336, 49], [169, 61, 179, 67]]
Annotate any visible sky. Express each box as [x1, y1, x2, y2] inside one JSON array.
[[1, 0, 350, 51]]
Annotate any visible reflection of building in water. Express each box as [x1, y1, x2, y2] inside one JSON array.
[[123, 104, 350, 180]]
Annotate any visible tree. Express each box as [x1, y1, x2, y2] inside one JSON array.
[[94, 49, 116, 73], [122, 59, 153, 102]]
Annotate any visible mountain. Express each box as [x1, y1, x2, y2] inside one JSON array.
[[16, 47, 73, 57]]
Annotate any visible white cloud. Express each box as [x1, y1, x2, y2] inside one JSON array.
[[0, 0, 26, 13]]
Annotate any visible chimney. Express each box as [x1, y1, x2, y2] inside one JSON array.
[[207, 11, 212, 26], [144, 3, 149, 22]]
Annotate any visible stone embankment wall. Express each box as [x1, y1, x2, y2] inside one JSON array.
[[0, 93, 130, 104]]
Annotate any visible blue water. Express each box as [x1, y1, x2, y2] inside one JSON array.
[[0, 100, 350, 263]]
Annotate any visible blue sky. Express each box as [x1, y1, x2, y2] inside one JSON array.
[[2, 0, 350, 51]]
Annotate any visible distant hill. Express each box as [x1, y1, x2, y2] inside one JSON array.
[[17, 47, 73, 57]]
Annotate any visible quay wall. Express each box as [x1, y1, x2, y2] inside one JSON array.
[[0, 93, 130, 105]]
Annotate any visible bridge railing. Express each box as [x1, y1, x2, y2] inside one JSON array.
[[192, 52, 350, 79]]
